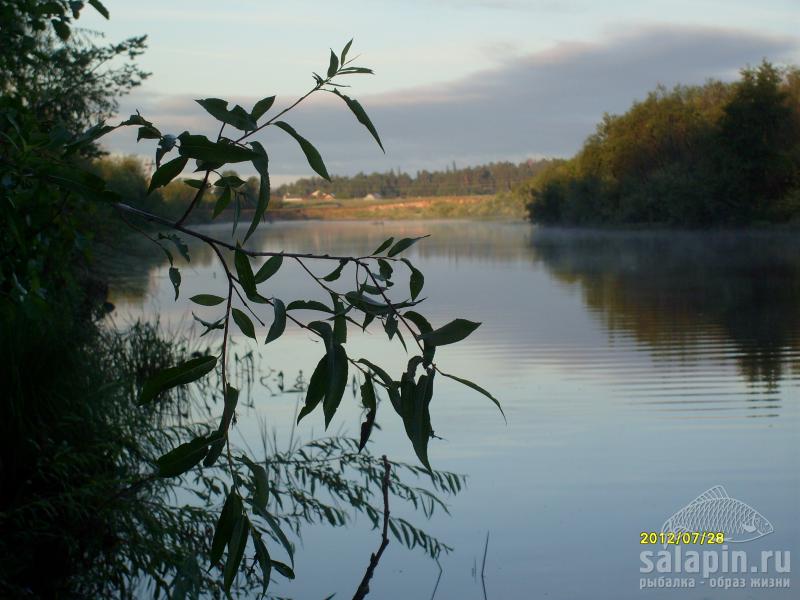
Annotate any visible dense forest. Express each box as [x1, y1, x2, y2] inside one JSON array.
[[519, 62, 800, 226], [273, 159, 555, 198]]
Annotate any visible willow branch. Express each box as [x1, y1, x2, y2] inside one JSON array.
[[352, 455, 391, 600]]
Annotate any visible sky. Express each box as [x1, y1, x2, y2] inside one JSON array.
[[83, 0, 800, 183]]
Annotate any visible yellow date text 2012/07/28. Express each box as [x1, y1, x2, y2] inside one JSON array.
[[640, 532, 725, 545]]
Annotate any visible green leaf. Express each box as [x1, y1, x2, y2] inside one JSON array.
[[337, 67, 374, 75], [251, 532, 272, 594], [254, 255, 283, 284], [214, 174, 246, 188], [245, 141, 270, 242], [402, 259, 424, 300], [297, 356, 327, 422], [438, 369, 505, 422], [210, 491, 241, 565], [241, 456, 269, 510], [286, 299, 332, 313], [273, 121, 330, 180], [178, 132, 258, 163], [251, 96, 276, 122], [323, 344, 348, 428], [88, 0, 109, 19], [169, 267, 181, 300], [232, 308, 256, 339], [232, 195, 241, 237], [156, 434, 218, 477], [196, 98, 257, 131], [190, 294, 225, 306], [387, 236, 426, 257], [359, 375, 377, 451], [203, 436, 226, 467], [419, 318, 481, 346], [344, 292, 391, 315], [333, 89, 384, 152], [378, 258, 393, 280], [384, 314, 398, 340], [308, 320, 334, 349], [136, 125, 161, 141], [403, 311, 432, 335], [362, 312, 376, 331], [402, 371, 434, 470], [340, 38, 353, 64], [120, 113, 152, 127], [223, 514, 250, 592], [271, 561, 295, 579], [372, 237, 394, 255], [138, 355, 217, 405], [356, 358, 397, 390], [327, 49, 339, 78], [322, 259, 347, 281], [213, 186, 231, 218], [234, 247, 256, 295], [357, 359, 400, 413], [331, 294, 347, 344], [252, 505, 295, 563], [158, 233, 190, 262], [148, 156, 188, 194], [265, 299, 286, 344], [219, 384, 240, 433]]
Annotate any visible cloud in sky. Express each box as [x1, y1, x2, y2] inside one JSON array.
[[105, 24, 799, 179]]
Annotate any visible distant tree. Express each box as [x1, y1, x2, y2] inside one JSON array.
[[716, 62, 799, 218], [521, 62, 800, 226]]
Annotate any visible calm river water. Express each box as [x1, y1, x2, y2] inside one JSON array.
[[104, 221, 799, 599]]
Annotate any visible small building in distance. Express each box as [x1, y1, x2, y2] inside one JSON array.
[[282, 195, 304, 204], [310, 189, 336, 201], [363, 193, 382, 201]]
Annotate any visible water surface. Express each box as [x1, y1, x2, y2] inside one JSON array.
[[103, 221, 800, 599]]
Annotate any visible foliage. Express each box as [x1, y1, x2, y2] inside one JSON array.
[[1, 5, 500, 598], [0, 0, 148, 304], [0, 0, 148, 142], [520, 62, 800, 226], [0, 314, 464, 598]]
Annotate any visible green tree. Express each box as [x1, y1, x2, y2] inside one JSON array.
[[521, 62, 800, 227], [716, 62, 799, 220]]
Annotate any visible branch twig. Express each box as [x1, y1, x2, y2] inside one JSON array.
[[352, 455, 391, 600], [481, 531, 490, 600]]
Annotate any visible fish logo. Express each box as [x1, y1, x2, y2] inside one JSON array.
[[661, 485, 773, 547]]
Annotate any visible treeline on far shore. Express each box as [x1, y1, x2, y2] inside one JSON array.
[[515, 62, 800, 227], [273, 160, 556, 198], [89, 155, 556, 227]]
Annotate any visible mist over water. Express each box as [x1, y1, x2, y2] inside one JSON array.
[[103, 221, 800, 599]]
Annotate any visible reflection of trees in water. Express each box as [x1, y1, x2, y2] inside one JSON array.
[[530, 228, 800, 387]]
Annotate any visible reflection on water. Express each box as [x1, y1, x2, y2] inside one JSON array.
[[101, 221, 800, 599], [531, 229, 800, 389]]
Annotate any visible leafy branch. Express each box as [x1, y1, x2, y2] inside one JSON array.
[[23, 39, 503, 598]]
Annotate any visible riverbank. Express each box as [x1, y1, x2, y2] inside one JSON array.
[[210, 194, 527, 222]]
